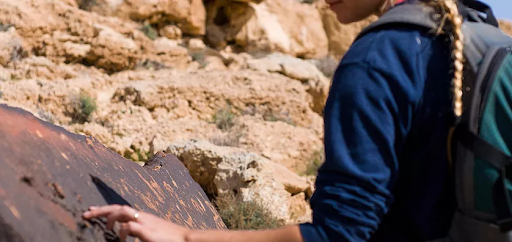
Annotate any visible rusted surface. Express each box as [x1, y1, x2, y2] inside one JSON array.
[[0, 104, 226, 242]]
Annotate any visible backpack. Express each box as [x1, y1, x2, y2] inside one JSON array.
[[357, 1, 512, 241]]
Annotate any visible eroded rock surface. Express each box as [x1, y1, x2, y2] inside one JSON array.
[[0, 104, 225, 242]]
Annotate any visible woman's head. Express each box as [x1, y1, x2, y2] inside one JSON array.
[[325, 0, 398, 24]]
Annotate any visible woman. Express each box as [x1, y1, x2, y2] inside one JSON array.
[[83, 0, 464, 241]]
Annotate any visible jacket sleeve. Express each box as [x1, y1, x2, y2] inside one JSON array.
[[299, 62, 418, 242]]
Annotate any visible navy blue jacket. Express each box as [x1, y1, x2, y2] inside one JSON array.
[[299, 24, 456, 241]]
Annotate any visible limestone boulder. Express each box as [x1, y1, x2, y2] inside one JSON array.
[[206, 0, 328, 58], [166, 139, 313, 224], [317, 2, 376, 59], [233, 116, 323, 174], [77, 0, 206, 36], [247, 53, 330, 114], [0, 0, 190, 72], [110, 69, 323, 132], [0, 104, 225, 242]]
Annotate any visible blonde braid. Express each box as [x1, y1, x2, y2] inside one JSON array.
[[379, 0, 465, 117], [433, 0, 465, 117]]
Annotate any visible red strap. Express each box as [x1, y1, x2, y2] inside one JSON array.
[[395, 0, 407, 4]]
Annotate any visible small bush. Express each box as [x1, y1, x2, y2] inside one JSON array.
[[214, 192, 283, 230], [71, 92, 97, 124], [140, 23, 158, 41], [213, 105, 236, 131], [263, 110, 295, 126], [0, 23, 13, 32], [303, 149, 324, 176], [0, 91, 3, 99], [209, 130, 244, 147], [190, 52, 208, 68]]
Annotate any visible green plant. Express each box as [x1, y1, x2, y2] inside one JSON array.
[[302, 149, 325, 176], [214, 192, 283, 230], [263, 110, 295, 126], [190, 52, 208, 68], [0, 91, 3, 99], [0, 23, 13, 32], [140, 23, 158, 41], [213, 105, 236, 131], [71, 92, 97, 124]]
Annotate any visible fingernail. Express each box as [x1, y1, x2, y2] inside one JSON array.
[[89, 206, 98, 210], [83, 211, 91, 218]]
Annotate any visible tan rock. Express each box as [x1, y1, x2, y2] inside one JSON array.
[[0, 0, 190, 72], [0, 28, 24, 67], [167, 139, 311, 224], [188, 38, 207, 51], [111, 69, 323, 133], [500, 20, 512, 36], [234, 116, 323, 174], [153, 37, 180, 54], [317, 2, 376, 59], [206, 0, 328, 58], [202, 56, 227, 71], [246, 58, 282, 73], [253, 53, 330, 114], [79, 0, 206, 36], [160, 25, 183, 40]]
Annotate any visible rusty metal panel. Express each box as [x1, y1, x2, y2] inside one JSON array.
[[0, 104, 226, 242]]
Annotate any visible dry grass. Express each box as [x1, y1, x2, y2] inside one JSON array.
[[140, 23, 158, 40], [70, 92, 97, 124], [214, 192, 283, 230], [213, 105, 236, 131]]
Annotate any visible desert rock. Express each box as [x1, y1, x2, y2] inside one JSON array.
[[167, 139, 312, 224]]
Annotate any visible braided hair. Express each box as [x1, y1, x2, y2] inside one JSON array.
[[379, 0, 465, 117]]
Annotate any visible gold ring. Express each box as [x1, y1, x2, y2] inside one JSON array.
[[133, 212, 140, 221]]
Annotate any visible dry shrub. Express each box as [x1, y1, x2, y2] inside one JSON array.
[[214, 192, 283, 230]]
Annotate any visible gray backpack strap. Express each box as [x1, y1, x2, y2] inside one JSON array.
[[357, 4, 438, 40]]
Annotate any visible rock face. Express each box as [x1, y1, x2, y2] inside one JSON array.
[[0, 104, 225, 241], [317, 2, 376, 59], [247, 53, 330, 114], [77, 0, 206, 36], [206, 0, 328, 58], [0, 0, 191, 73], [167, 140, 313, 224], [500, 20, 512, 36]]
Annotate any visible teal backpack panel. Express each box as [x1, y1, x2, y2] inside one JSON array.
[[476, 54, 512, 214]]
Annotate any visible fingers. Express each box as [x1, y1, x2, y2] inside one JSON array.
[[83, 205, 140, 230], [119, 221, 146, 242]]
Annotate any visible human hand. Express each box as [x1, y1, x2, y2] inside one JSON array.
[[82, 205, 190, 242]]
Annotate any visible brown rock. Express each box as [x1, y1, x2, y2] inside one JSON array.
[[251, 53, 330, 115], [206, 0, 328, 58], [79, 0, 206, 36], [110, 69, 323, 132], [0, 104, 225, 242], [0, 0, 190, 72], [167, 139, 312, 224], [317, 2, 376, 59], [160, 25, 183, 40]]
